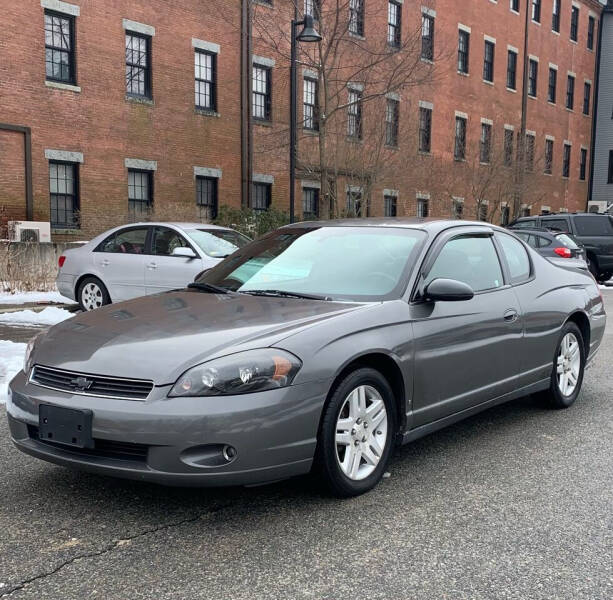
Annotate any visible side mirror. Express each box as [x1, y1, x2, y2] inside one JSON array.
[[172, 247, 197, 259], [424, 278, 474, 302]]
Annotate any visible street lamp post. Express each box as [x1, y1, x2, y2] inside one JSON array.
[[289, 15, 321, 223]]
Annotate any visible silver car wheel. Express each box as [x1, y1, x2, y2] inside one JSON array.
[[556, 332, 581, 397], [81, 282, 103, 311], [335, 385, 388, 481]]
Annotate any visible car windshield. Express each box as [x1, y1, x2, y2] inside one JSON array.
[[187, 229, 251, 258], [196, 226, 427, 301], [556, 233, 579, 249]]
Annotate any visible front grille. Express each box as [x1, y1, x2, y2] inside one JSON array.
[[30, 365, 154, 400], [27, 425, 149, 462]]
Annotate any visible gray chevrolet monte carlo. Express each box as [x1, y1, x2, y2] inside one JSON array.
[[7, 219, 607, 496]]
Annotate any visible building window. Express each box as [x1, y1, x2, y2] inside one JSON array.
[[419, 106, 432, 153], [388, 1, 401, 47], [251, 182, 271, 212], [49, 161, 79, 228], [194, 50, 216, 111], [128, 169, 153, 216], [453, 198, 464, 219], [304, 0, 320, 18], [483, 41, 495, 83], [507, 50, 517, 90], [385, 98, 399, 147], [532, 0, 541, 23], [570, 6, 579, 42], [349, 0, 364, 36], [583, 82, 591, 115], [528, 59, 538, 97], [384, 194, 397, 217], [580, 148, 587, 181], [544, 139, 554, 174], [480, 123, 492, 163], [521, 206, 531, 217], [454, 116, 467, 161], [478, 202, 488, 222], [303, 77, 319, 130], [552, 0, 561, 32], [504, 128, 514, 166], [44, 10, 75, 84], [196, 176, 218, 220], [501, 205, 510, 226], [608, 151, 613, 184], [588, 15, 595, 50], [253, 64, 272, 121], [566, 75, 575, 110], [346, 188, 365, 217], [526, 134, 535, 172], [511, 0, 520, 13], [302, 187, 319, 219], [417, 197, 429, 218], [421, 14, 434, 60], [563, 143, 571, 178], [125, 32, 151, 98], [458, 30, 470, 74], [548, 67, 557, 103], [347, 89, 362, 139]]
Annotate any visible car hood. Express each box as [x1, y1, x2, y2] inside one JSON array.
[[32, 290, 367, 385]]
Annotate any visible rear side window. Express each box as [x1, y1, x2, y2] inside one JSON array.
[[535, 235, 552, 248], [497, 233, 531, 283], [573, 216, 613, 236], [514, 219, 537, 228], [96, 227, 149, 254], [542, 218, 570, 232], [426, 235, 503, 292]]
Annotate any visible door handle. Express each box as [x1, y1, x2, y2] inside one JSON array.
[[147, 262, 157, 270], [503, 309, 519, 323], [101, 260, 109, 267]]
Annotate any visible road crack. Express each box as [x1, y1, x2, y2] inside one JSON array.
[[0, 505, 225, 597]]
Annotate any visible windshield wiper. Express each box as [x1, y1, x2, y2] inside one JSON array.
[[241, 289, 332, 301], [187, 282, 232, 294]]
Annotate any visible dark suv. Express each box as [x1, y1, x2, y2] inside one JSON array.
[[509, 213, 613, 282]]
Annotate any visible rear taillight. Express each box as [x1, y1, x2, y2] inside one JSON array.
[[58, 255, 66, 268], [554, 247, 572, 258]]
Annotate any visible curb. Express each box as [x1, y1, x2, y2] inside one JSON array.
[[0, 303, 79, 315]]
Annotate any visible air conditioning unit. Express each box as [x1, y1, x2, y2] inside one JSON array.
[[587, 201, 609, 214], [8, 221, 52, 243]]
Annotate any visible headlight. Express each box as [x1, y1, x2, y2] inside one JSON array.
[[23, 333, 43, 375], [169, 349, 302, 397]]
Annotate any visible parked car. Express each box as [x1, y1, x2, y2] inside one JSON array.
[[9, 219, 605, 497], [511, 228, 588, 271], [509, 213, 613, 282], [56, 223, 251, 311]]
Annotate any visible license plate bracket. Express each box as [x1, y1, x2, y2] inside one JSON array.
[[39, 404, 94, 449]]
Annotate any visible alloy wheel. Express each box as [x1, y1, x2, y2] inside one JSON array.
[[556, 332, 581, 397], [82, 282, 103, 311], [335, 385, 388, 481]]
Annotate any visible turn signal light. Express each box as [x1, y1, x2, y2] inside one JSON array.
[[554, 247, 572, 258], [58, 255, 66, 268]]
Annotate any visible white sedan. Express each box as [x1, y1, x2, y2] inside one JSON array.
[[56, 222, 251, 311]]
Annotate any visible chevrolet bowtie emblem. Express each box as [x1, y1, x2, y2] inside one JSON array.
[[71, 376, 93, 391]]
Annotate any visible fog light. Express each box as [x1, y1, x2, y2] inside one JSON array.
[[223, 445, 237, 461]]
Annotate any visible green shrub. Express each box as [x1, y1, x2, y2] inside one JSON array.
[[214, 206, 290, 238]]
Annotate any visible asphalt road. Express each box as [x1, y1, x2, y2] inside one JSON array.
[[1, 293, 612, 600]]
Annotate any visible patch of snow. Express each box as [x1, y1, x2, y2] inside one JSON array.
[[0, 341, 26, 405], [0, 307, 73, 326], [0, 290, 73, 305]]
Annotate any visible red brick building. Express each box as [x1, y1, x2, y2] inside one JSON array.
[[0, 0, 605, 240]]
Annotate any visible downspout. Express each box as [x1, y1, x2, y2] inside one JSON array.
[[240, 0, 252, 208], [588, 7, 605, 206], [0, 123, 33, 220]]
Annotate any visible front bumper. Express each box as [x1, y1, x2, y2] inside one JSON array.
[[7, 370, 330, 487]]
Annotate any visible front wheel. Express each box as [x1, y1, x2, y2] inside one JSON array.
[[316, 368, 397, 497], [542, 322, 586, 409]]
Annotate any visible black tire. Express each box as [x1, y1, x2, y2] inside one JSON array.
[[597, 272, 611, 285], [541, 322, 586, 410], [586, 255, 598, 279], [315, 367, 397, 497], [77, 276, 111, 312]]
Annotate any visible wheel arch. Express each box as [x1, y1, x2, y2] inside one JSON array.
[[75, 273, 112, 302], [565, 311, 590, 356]]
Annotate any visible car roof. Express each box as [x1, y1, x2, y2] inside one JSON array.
[[116, 222, 233, 231], [281, 217, 503, 235]]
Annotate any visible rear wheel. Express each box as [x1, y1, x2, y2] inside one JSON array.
[[316, 368, 397, 497], [586, 255, 598, 279], [597, 272, 611, 285], [78, 277, 110, 311], [542, 322, 585, 409]]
